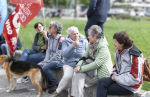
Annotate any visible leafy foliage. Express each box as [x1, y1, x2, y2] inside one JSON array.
[[44, 0, 70, 8], [79, 0, 89, 6], [115, 0, 125, 2]]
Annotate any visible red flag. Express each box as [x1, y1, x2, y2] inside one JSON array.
[[3, 7, 20, 54], [9, 0, 42, 4], [18, 0, 43, 27]]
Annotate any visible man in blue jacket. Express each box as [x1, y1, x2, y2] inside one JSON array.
[[84, 0, 110, 40]]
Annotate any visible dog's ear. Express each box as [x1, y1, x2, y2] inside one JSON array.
[[0, 55, 9, 64]]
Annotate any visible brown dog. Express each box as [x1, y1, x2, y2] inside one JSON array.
[[0, 55, 48, 97]]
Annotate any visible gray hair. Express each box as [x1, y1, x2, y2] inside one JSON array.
[[88, 25, 102, 39], [50, 21, 62, 34], [66, 26, 79, 35]]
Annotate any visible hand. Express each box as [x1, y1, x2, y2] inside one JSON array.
[[42, 31, 48, 40], [41, 45, 47, 50], [111, 73, 117, 81], [41, 62, 47, 67], [75, 66, 81, 73], [73, 41, 79, 47]]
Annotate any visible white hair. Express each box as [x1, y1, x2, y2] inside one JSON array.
[[66, 26, 79, 35]]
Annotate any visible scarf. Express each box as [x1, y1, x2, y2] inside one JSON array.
[[89, 39, 99, 59], [37, 32, 45, 52]]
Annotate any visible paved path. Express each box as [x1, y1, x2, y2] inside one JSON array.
[[0, 67, 51, 97]]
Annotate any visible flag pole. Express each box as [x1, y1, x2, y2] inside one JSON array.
[[42, 7, 46, 29]]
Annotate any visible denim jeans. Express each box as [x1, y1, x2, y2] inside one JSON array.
[[96, 77, 133, 97], [0, 43, 9, 54], [20, 49, 45, 63], [42, 61, 63, 86]]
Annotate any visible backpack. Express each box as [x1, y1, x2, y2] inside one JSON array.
[[57, 36, 63, 50], [143, 59, 150, 81]]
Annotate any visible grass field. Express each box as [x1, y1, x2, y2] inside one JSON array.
[[19, 18, 150, 90]]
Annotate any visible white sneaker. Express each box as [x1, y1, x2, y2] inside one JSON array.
[[17, 77, 29, 83], [50, 91, 59, 97], [17, 78, 23, 83], [22, 77, 29, 83]]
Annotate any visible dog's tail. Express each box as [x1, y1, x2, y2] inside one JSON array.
[[40, 68, 49, 92]]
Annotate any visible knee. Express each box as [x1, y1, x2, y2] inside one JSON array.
[[1, 44, 7, 49], [98, 78, 108, 87], [42, 66, 48, 71], [23, 49, 30, 53], [63, 74, 72, 81]]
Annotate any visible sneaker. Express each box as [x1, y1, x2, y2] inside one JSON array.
[[50, 91, 59, 97], [17, 77, 29, 83], [22, 77, 29, 83], [48, 85, 57, 94], [17, 78, 23, 83]]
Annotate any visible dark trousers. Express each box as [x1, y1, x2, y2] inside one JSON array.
[[96, 77, 133, 97], [42, 61, 63, 86], [84, 18, 104, 41]]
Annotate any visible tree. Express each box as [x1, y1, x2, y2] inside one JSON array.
[[43, 0, 53, 7], [79, 0, 89, 6], [115, 0, 125, 2], [44, 0, 70, 8]]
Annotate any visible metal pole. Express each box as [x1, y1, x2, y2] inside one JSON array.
[[42, 7, 46, 28], [56, 0, 58, 8], [74, 0, 77, 18]]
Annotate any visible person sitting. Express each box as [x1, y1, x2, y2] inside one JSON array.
[[0, 35, 7, 55], [20, 22, 48, 63], [96, 31, 144, 97], [38, 21, 64, 91], [17, 22, 48, 83], [71, 25, 113, 97], [0, 34, 22, 55], [50, 26, 88, 96]]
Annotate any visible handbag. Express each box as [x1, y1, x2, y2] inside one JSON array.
[[81, 57, 97, 78], [79, 57, 98, 87], [143, 59, 150, 81]]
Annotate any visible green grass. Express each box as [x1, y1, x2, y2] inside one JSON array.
[[19, 18, 150, 90]]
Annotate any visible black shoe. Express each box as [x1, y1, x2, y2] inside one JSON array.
[[48, 85, 57, 94], [47, 84, 54, 89]]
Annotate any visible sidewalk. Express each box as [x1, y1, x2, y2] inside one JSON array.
[[0, 67, 50, 97]]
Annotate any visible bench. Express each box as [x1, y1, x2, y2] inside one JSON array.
[[14, 51, 149, 97], [53, 69, 145, 97]]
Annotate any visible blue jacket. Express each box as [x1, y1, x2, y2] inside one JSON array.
[[61, 35, 88, 68], [87, 0, 110, 22]]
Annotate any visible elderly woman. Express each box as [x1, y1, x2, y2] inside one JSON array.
[[96, 32, 144, 97], [50, 26, 88, 96], [71, 25, 113, 97], [38, 21, 64, 91]]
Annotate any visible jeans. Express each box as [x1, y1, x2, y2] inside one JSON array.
[[42, 61, 63, 86], [0, 43, 9, 54], [20, 49, 45, 63], [84, 18, 104, 41], [96, 77, 133, 97]]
